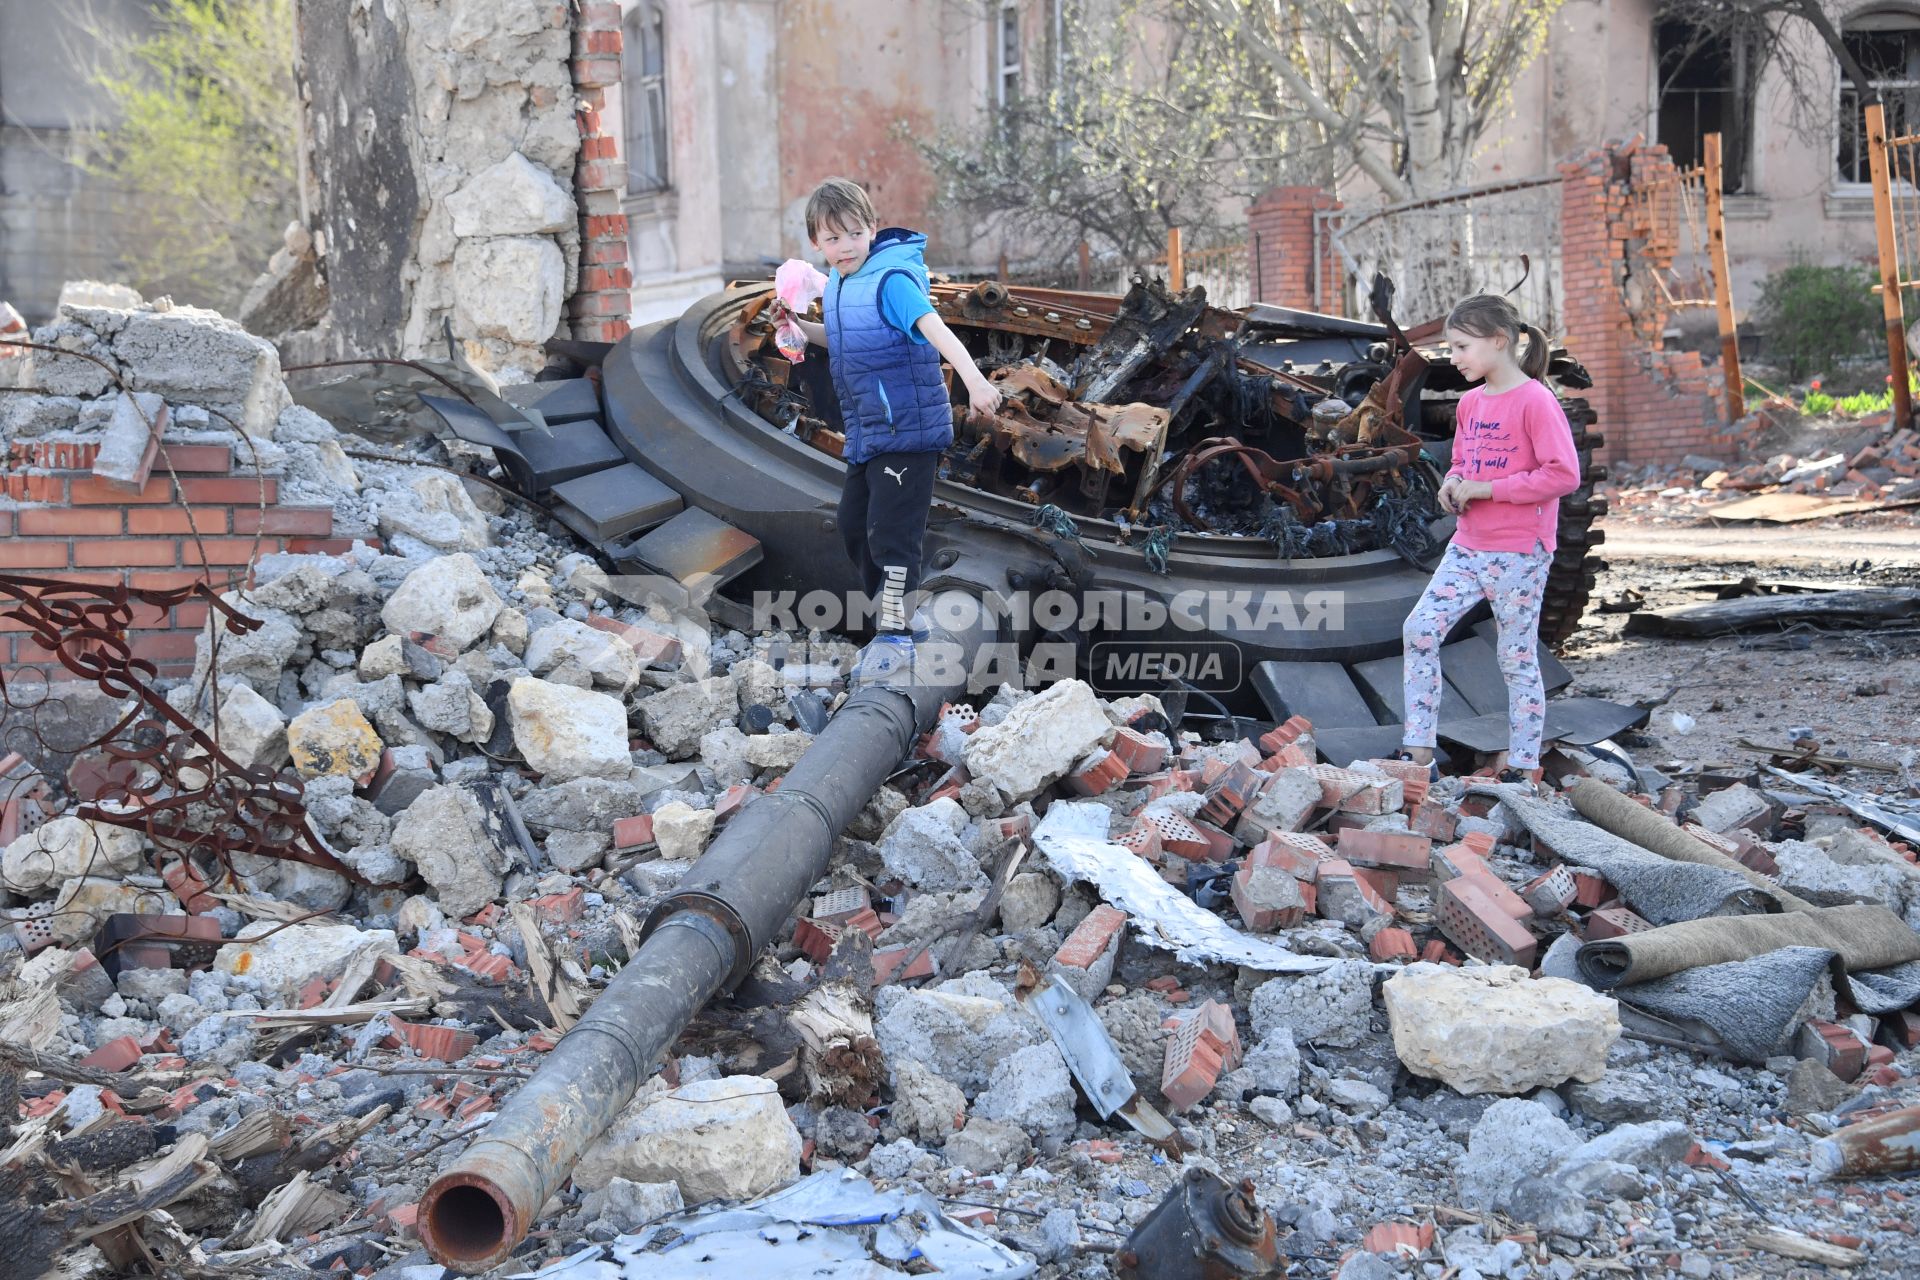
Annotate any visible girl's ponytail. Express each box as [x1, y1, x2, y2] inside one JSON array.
[[1444, 294, 1551, 382], [1520, 323, 1550, 381]]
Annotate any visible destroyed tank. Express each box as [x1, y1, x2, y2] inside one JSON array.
[[589, 274, 1606, 698], [388, 273, 1604, 712]]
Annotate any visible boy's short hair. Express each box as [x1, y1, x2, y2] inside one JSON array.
[[806, 178, 877, 240]]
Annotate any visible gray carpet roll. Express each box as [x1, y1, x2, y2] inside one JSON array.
[[1473, 785, 1779, 925], [1576, 903, 1920, 988], [1567, 777, 1816, 912]]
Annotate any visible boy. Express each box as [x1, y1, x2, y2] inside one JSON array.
[[778, 177, 1002, 683]]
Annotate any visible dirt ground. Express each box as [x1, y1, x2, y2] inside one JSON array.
[[1559, 506, 1920, 783]]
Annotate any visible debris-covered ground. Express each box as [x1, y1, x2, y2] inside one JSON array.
[[2, 299, 1919, 1280]]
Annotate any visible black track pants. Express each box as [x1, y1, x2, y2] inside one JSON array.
[[838, 450, 939, 633]]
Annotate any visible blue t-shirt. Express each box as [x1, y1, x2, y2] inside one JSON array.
[[878, 271, 934, 343]]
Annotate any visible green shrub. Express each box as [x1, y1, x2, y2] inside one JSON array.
[[1800, 388, 1837, 415], [1754, 262, 1881, 381]]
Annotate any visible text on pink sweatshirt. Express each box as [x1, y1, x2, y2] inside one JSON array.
[[1446, 379, 1581, 554]]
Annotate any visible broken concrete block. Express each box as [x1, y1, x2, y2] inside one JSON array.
[[195, 594, 303, 690], [651, 801, 716, 861], [997, 871, 1059, 933], [1315, 860, 1394, 930], [214, 922, 398, 1000], [93, 391, 166, 490], [1250, 959, 1374, 1048], [364, 744, 438, 817], [962, 679, 1111, 801], [1233, 768, 1323, 843], [445, 150, 575, 237], [1690, 782, 1773, 835], [638, 676, 739, 760], [508, 677, 631, 780], [526, 618, 641, 692], [1383, 963, 1619, 1095], [380, 553, 504, 651], [288, 699, 384, 785], [377, 472, 492, 552], [583, 1177, 684, 1234], [391, 784, 507, 920], [974, 1041, 1077, 1152], [408, 670, 494, 744], [878, 798, 985, 892], [3, 816, 145, 894], [47, 878, 172, 946], [1459, 1098, 1581, 1212], [1232, 862, 1307, 931], [208, 682, 289, 772], [874, 974, 1044, 1095], [110, 302, 289, 437], [572, 1076, 801, 1202], [453, 235, 565, 344], [944, 1117, 1033, 1172]]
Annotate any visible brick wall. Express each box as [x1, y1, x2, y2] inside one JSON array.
[[1558, 144, 1733, 465], [1247, 187, 1344, 315], [0, 441, 339, 679], [569, 2, 634, 344]]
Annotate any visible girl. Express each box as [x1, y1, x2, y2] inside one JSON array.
[[1397, 294, 1581, 789]]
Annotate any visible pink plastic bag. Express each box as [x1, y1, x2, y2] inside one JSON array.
[[773, 258, 829, 363]]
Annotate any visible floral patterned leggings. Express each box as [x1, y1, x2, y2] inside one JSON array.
[[1401, 541, 1553, 768]]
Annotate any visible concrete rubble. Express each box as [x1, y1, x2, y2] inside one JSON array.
[[1, 292, 1918, 1280]]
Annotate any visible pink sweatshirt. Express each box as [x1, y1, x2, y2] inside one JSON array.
[[1446, 379, 1581, 554]]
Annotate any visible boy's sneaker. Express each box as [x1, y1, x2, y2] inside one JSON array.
[[907, 608, 932, 642], [1394, 750, 1441, 783], [851, 634, 916, 688]]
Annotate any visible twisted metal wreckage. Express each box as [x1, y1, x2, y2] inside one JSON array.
[[0, 272, 1627, 1274]]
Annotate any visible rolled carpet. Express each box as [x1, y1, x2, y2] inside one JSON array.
[[1472, 785, 1779, 924], [1568, 777, 1816, 913], [1577, 902, 1920, 988]]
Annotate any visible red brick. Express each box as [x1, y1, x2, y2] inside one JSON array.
[[531, 886, 586, 925], [1583, 906, 1653, 940], [1362, 1221, 1435, 1256], [1108, 726, 1168, 774], [872, 945, 935, 984], [127, 569, 218, 591], [1437, 877, 1537, 966], [156, 443, 232, 473], [1248, 832, 1328, 881], [1053, 904, 1127, 970], [1458, 831, 1496, 857], [79, 1036, 142, 1072], [1406, 801, 1458, 842], [69, 475, 170, 504], [162, 857, 217, 914], [1115, 824, 1161, 859], [73, 539, 178, 567], [1570, 871, 1611, 908], [179, 476, 276, 504], [180, 538, 273, 567], [454, 950, 513, 984], [1519, 866, 1577, 915], [16, 508, 123, 535], [1315, 860, 1393, 925], [1336, 827, 1432, 870], [1368, 926, 1417, 962], [1064, 749, 1129, 796], [0, 541, 71, 568], [1143, 812, 1212, 861], [793, 917, 846, 962], [391, 1019, 478, 1063], [129, 634, 198, 665], [1160, 1014, 1225, 1112], [232, 506, 334, 536], [1796, 1020, 1868, 1082], [127, 506, 228, 535], [1232, 862, 1307, 930]]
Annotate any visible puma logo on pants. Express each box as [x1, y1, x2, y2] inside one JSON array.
[[882, 465, 907, 485]]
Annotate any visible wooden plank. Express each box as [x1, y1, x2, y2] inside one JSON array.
[[1703, 133, 1744, 419]]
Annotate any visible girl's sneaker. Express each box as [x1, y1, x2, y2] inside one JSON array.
[[1394, 750, 1441, 783], [1497, 766, 1543, 794]]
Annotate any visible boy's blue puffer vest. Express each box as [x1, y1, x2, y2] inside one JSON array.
[[824, 228, 954, 464]]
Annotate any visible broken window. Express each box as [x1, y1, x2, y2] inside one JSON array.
[[625, 4, 669, 194], [1837, 12, 1920, 186], [1655, 19, 1754, 193], [996, 2, 1023, 110]]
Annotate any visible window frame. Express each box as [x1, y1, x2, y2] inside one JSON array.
[[1834, 11, 1920, 193], [625, 3, 670, 196], [995, 1, 1023, 111]]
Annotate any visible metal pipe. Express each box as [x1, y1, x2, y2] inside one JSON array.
[[419, 590, 1000, 1271], [1810, 1104, 1920, 1181]]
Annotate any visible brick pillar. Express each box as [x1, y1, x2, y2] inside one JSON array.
[[1247, 187, 1343, 314], [569, 2, 633, 343], [1557, 144, 1729, 465]]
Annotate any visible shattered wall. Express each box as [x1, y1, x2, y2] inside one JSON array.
[[1557, 143, 1731, 465], [292, 0, 596, 374]]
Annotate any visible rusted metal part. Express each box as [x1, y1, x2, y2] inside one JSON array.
[[1332, 347, 1429, 446], [1114, 1167, 1283, 1279], [971, 364, 1171, 508], [1810, 1104, 1920, 1180], [0, 574, 362, 885], [1148, 435, 1422, 531]]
